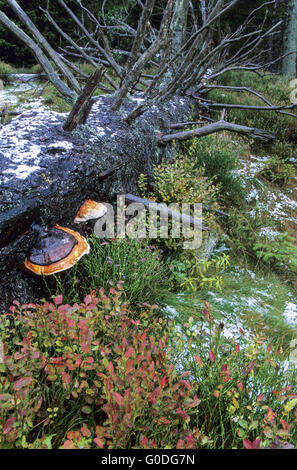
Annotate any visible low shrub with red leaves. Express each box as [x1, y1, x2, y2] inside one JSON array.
[[0, 286, 200, 449]]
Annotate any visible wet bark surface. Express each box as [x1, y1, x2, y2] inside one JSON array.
[[0, 93, 194, 312]]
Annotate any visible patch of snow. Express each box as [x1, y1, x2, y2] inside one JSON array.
[[283, 302, 297, 327], [3, 164, 41, 180], [130, 95, 145, 104], [48, 141, 73, 150], [259, 227, 281, 240]]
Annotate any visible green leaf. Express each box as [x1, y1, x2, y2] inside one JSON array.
[[81, 405, 92, 414]]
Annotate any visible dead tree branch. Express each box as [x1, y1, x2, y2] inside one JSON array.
[[63, 65, 104, 132], [0, 10, 76, 102], [124, 193, 210, 231], [7, 0, 81, 94], [159, 119, 275, 144]]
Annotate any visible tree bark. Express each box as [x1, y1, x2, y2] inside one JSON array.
[[282, 0, 297, 76]]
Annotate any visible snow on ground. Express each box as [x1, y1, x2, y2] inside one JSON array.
[[0, 82, 73, 185], [235, 155, 297, 226], [0, 82, 43, 110], [283, 302, 297, 327]]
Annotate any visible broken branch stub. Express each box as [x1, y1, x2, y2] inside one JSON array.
[[63, 66, 104, 132]]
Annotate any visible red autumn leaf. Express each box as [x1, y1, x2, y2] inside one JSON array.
[[194, 355, 203, 366], [235, 344, 240, 352], [209, 350, 215, 362], [30, 351, 40, 359], [62, 440, 76, 449], [266, 407, 276, 423], [84, 294, 92, 305], [84, 357, 94, 364], [4, 417, 17, 435], [14, 376, 33, 391], [106, 361, 115, 376], [125, 359, 134, 374], [160, 376, 168, 388], [124, 347, 135, 359], [186, 394, 199, 409], [237, 381, 244, 391], [257, 394, 265, 402], [140, 436, 149, 448], [280, 419, 289, 431], [176, 439, 185, 449], [113, 391, 124, 407], [81, 426, 91, 437], [94, 437, 104, 448], [81, 343, 89, 353], [150, 360, 155, 380], [62, 371, 71, 385], [54, 295, 63, 305], [243, 438, 261, 449]]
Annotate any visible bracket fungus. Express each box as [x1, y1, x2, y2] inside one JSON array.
[[24, 224, 90, 275], [74, 199, 107, 224]]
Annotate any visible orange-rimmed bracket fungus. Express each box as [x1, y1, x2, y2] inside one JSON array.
[[74, 200, 107, 224], [24, 224, 90, 275]]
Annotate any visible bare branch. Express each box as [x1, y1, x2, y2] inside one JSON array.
[[200, 85, 274, 107], [124, 193, 210, 231], [0, 10, 76, 102], [159, 119, 275, 143], [125, 0, 156, 72], [56, 0, 123, 77], [7, 0, 81, 94]]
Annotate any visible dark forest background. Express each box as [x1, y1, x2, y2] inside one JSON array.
[[0, 0, 288, 69]]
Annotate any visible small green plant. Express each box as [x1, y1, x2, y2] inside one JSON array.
[[254, 232, 297, 277], [171, 301, 297, 449], [152, 155, 220, 209], [42, 84, 72, 112], [138, 152, 221, 254], [257, 156, 296, 186], [167, 259, 188, 289], [181, 135, 247, 206], [166, 250, 230, 293], [47, 237, 170, 307], [180, 253, 230, 292], [0, 61, 16, 75]]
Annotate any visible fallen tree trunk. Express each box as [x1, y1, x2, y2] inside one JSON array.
[[0, 93, 194, 313]]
